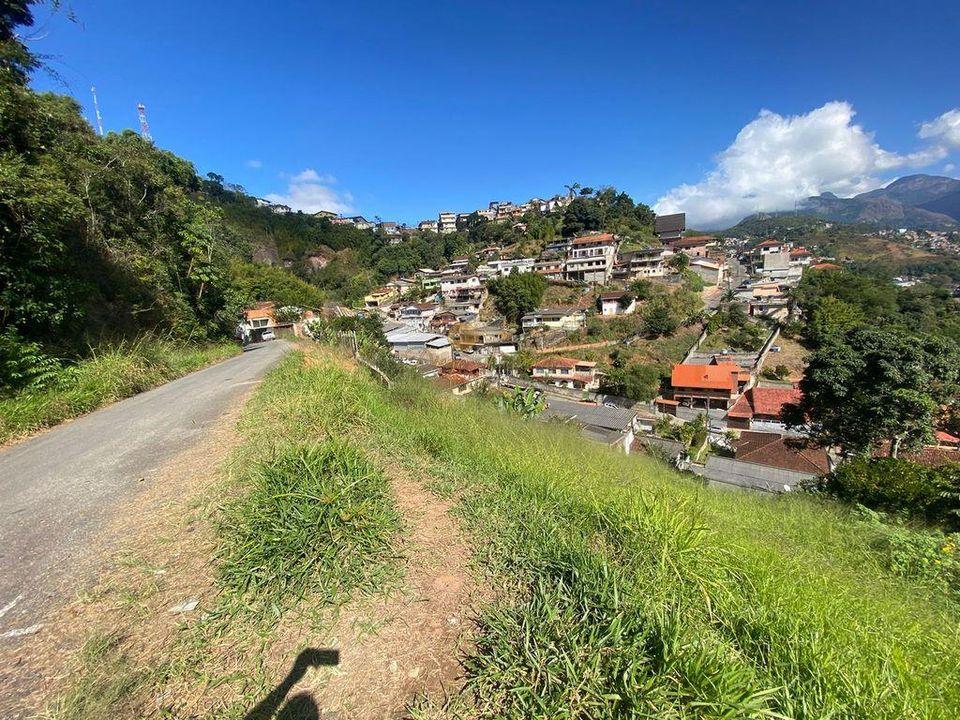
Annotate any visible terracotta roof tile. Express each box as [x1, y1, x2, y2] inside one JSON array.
[[734, 432, 830, 474], [671, 363, 742, 391]]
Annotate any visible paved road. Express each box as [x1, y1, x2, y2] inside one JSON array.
[[0, 341, 288, 640]]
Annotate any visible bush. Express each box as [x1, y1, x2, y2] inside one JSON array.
[[813, 458, 960, 528]]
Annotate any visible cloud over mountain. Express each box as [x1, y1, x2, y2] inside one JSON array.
[[654, 102, 959, 228]]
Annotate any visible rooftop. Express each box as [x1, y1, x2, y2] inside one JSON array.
[[734, 431, 830, 475], [671, 362, 742, 391], [571, 232, 616, 246], [654, 213, 685, 234], [541, 397, 637, 431], [532, 356, 597, 370], [727, 387, 802, 419]]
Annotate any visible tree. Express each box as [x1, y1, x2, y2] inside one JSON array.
[[641, 298, 680, 338], [561, 198, 603, 237], [668, 253, 689, 272], [488, 273, 547, 323], [630, 278, 656, 300], [495, 387, 546, 419], [806, 296, 865, 346], [789, 328, 960, 457], [600, 362, 662, 401]]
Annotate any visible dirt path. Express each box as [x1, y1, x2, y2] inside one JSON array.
[[292, 458, 479, 719]]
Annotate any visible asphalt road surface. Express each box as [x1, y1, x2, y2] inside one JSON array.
[[0, 341, 288, 641]]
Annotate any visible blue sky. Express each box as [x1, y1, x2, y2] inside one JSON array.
[[26, 0, 960, 228]]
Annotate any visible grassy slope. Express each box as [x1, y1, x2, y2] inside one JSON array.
[[273, 348, 960, 719], [0, 338, 239, 444]]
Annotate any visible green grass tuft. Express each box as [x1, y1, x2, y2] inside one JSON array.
[[216, 440, 403, 611]]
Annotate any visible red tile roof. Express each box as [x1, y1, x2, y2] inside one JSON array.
[[734, 432, 830, 474], [442, 359, 486, 374], [671, 363, 742, 391], [532, 356, 597, 369], [727, 387, 802, 419], [571, 233, 616, 246], [755, 239, 784, 248], [670, 236, 713, 248], [790, 247, 812, 256], [936, 430, 960, 446]]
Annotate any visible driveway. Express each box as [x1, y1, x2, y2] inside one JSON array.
[[0, 341, 288, 640]]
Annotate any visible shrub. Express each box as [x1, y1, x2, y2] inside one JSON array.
[[813, 458, 960, 528]]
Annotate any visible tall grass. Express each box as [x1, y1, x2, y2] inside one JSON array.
[[268, 348, 960, 719], [0, 337, 238, 443], [217, 441, 403, 610]]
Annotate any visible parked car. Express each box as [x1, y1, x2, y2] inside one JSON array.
[[261, 329, 276, 341]]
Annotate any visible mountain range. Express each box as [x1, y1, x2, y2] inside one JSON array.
[[795, 174, 960, 229]]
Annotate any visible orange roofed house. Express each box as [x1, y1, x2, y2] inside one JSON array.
[[660, 361, 750, 412], [531, 357, 600, 391]]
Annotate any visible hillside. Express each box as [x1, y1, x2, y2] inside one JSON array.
[[42, 343, 960, 718], [797, 174, 960, 229]]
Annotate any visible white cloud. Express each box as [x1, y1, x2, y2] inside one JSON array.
[[264, 168, 354, 214], [654, 101, 955, 229], [246, 159, 262, 169], [945, 163, 956, 174], [919, 109, 960, 150]]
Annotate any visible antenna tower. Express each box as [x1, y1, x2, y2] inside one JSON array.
[[136, 103, 152, 141], [90, 86, 104, 136]]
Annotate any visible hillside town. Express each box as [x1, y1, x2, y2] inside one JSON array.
[[239, 207, 960, 495]]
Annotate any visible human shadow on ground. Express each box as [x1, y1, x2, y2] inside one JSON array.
[[243, 648, 340, 720]]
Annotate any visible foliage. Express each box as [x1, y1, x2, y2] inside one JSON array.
[[600, 361, 662, 401], [494, 386, 546, 419], [640, 289, 702, 338], [629, 278, 655, 300], [810, 458, 960, 528], [0, 337, 237, 443], [790, 327, 960, 456], [853, 507, 960, 599], [761, 364, 791, 381], [488, 272, 547, 323], [273, 305, 303, 323], [271, 350, 960, 717], [228, 262, 325, 310]]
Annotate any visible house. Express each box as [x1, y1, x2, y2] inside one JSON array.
[[391, 278, 417, 297], [378, 221, 400, 236], [521, 306, 587, 332], [613, 247, 672, 279], [478, 257, 535, 278], [440, 274, 481, 296], [789, 247, 813, 266], [240, 301, 276, 341], [429, 309, 460, 332], [531, 357, 600, 391], [385, 327, 453, 365], [688, 257, 727, 285], [726, 387, 802, 433], [398, 303, 439, 330], [364, 286, 399, 310], [597, 291, 636, 316], [449, 322, 515, 355], [669, 235, 715, 258], [313, 210, 338, 220], [533, 252, 566, 279], [655, 212, 685, 242], [417, 219, 438, 233], [434, 358, 488, 395], [540, 397, 639, 454], [664, 361, 750, 411], [733, 431, 830, 476], [438, 211, 458, 234], [416, 268, 444, 292], [565, 233, 618, 284], [349, 216, 375, 230]]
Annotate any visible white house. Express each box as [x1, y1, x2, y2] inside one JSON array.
[[597, 291, 636, 316], [521, 306, 587, 332]]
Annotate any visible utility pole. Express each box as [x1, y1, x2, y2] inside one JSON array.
[[136, 103, 152, 141], [90, 86, 104, 136]]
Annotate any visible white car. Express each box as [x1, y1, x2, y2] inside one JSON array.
[[261, 330, 276, 341]]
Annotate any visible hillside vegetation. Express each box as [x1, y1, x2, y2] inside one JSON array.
[[268, 348, 960, 718]]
